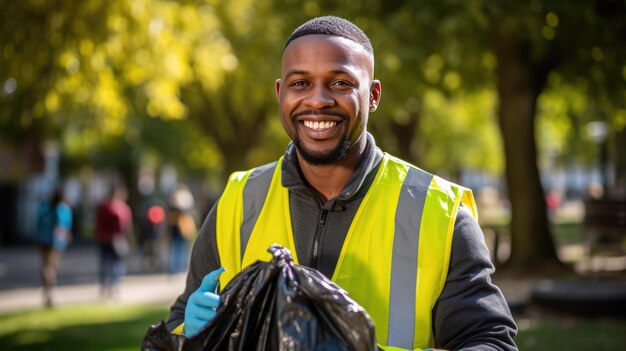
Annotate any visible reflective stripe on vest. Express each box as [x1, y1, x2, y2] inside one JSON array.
[[216, 153, 478, 350]]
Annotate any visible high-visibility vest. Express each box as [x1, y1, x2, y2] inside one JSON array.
[[216, 153, 477, 350]]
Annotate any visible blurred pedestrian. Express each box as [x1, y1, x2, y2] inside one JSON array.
[[95, 185, 133, 298], [138, 193, 166, 271], [167, 184, 196, 275], [35, 187, 73, 308]]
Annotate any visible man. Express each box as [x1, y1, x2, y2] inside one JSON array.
[[166, 16, 517, 350]]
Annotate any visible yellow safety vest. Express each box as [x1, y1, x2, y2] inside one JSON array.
[[216, 153, 477, 350]]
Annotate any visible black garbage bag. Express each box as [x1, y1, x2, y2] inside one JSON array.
[[141, 321, 180, 351], [142, 244, 377, 351]]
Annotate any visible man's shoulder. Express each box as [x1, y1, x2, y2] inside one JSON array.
[[383, 153, 471, 191], [383, 153, 432, 178], [251, 160, 280, 175], [227, 159, 280, 183]]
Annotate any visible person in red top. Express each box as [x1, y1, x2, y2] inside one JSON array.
[[95, 185, 133, 298]]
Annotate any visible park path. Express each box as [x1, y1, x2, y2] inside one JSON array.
[[0, 244, 528, 314], [3, 243, 624, 317], [0, 245, 185, 313]]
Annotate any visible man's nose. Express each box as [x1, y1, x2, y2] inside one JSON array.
[[304, 85, 335, 109]]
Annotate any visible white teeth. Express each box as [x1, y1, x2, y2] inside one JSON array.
[[303, 120, 337, 130]]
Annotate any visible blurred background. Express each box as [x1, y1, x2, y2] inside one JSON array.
[[1, 0, 625, 350]]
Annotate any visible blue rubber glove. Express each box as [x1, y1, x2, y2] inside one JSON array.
[[184, 267, 225, 337]]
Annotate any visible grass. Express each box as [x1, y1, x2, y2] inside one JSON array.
[[1, 303, 625, 350], [0, 304, 168, 351], [515, 316, 626, 350]]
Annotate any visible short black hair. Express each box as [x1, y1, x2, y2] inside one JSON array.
[[284, 16, 373, 56]]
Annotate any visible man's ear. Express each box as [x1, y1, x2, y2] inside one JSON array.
[[369, 80, 381, 112], [275, 79, 282, 100]]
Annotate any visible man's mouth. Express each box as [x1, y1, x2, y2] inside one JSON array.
[[292, 110, 345, 138], [302, 120, 338, 130]]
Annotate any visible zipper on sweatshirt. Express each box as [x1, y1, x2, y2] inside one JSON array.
[[311, 208, 328, 269]]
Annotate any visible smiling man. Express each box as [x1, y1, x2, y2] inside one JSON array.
[[276, 31, 379, 204], [164, 16, 518, 350]]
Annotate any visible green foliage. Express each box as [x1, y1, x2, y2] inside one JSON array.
[[486, 0, 626, 163], [179, 0, 290, 176], [421, 89, 503, 175], [0, 0, 242, 179], [1, 0, 113, 142], [1, 0, 624, 185], [537, 75, 601, 168], [140, 117, 223, 176]]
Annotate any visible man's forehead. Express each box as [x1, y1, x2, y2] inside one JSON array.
[[284, 34, 371, 57], [281, 34, 374, 75]]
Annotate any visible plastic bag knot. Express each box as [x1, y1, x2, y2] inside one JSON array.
[[268, 243, 293, 266]]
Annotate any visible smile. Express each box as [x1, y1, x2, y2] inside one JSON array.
[[302, 120, 338, 130]]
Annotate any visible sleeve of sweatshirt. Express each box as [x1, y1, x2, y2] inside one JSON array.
[[165, 200, 221, 332], [432, 206, 518, 350]]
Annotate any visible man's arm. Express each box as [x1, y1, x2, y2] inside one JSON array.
[[432, 206, 518, 350], [165, 202, 221, 332]]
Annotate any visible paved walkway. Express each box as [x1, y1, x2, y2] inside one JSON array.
[[0, 245, 186, 313], [2, 244, 625, 317], [0, 244, 544, 315]]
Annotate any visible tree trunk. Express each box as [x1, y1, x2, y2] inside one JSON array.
[[492, 23, 561, 269], [613, 127, 626, 198], [219, 141, 253, 179]]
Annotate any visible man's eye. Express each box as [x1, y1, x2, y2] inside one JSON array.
[[332, 80, 352, 87], [291, 81, 308, 87]]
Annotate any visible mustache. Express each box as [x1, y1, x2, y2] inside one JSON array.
[[291, 110, 347, 119]]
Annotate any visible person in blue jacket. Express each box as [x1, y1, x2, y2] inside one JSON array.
[[35, 187, 73, 307]]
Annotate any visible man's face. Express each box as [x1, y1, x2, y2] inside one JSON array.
[[276, 34, 381, 165]]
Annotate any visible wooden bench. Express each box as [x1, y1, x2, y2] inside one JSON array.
[[582, 199, 626, 258]]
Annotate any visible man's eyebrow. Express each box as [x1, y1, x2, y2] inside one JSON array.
[[330, 69, 357, 78], [284, 70, 307, 80], [284, 69, 357, 80]]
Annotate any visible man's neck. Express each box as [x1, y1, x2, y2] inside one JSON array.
[[297, 138, 366, 204]]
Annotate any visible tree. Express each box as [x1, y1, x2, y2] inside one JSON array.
[[0, 0, 238, 181], [486, 1, 626, 269], [0, 0, 117, 178], [3, 0, 623, 270], [305, 1, 625, 271]]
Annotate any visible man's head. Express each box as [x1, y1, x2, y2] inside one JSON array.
[[276, 16, 381, 166], [284, 16, 374, 58]]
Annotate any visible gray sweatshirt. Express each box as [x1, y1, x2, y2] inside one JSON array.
[[167, 133, 518, 350]]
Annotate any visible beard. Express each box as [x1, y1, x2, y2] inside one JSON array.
[[293, 134, 352, 165]]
